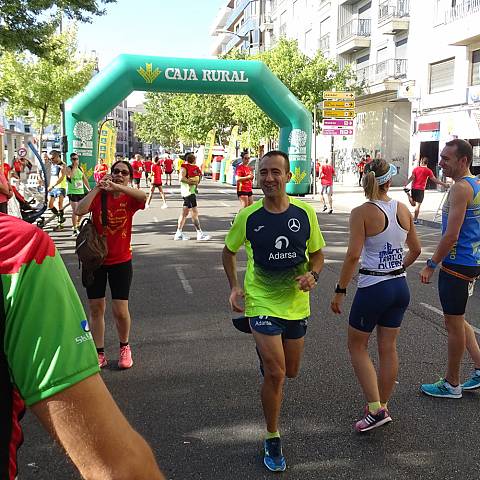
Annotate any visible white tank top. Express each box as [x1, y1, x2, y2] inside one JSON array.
[[358, 199, 408, 288]]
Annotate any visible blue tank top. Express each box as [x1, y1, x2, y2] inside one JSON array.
[[442, 176, 480, 266]]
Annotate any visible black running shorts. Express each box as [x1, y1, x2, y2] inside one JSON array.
[[86, 260, 133, 300]]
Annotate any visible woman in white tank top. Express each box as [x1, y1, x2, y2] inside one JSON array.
[[330, 159, 421, 432]]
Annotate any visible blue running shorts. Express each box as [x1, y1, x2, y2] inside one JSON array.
[[249, 316, 308, 339], [349, 277, 410, 333]]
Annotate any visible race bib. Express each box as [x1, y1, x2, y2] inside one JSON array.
[[74, 180, 83, 189]]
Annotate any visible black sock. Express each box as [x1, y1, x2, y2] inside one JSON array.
[[120, 342, 129, 347], [50, 207, 58, 215], [96, 347, 105, 354]]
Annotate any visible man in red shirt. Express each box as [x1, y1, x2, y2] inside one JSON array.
[[146, 157, 167, 209], [131, 154, 144, 189], [404, 157, 449, 223], [236, 152, 254, 209], [320, 158, 335, 214], [163, 155, 174, 186], [143, 155, 153, 187]]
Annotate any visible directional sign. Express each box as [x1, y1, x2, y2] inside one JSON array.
[[323, 119, 354, 127], [323, 109, 355, 119], [323, 91, 355, 100], [323, 100, 355, 109], [322, 129, 354, 136], [17, 147, 27, 157]]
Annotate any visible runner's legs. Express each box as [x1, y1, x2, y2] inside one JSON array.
[[376, 326, 400, 404]]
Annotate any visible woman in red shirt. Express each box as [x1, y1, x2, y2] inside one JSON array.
[[236, 152, 254, 209], [76, 160, 146, 370], [404, 157, 449, 223], [146, 157, 167, 209]]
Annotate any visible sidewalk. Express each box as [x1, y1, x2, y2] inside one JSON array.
[[310, 183, 446, 228]]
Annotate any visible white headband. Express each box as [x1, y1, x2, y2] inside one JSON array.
[[374, 164, 397, 185]]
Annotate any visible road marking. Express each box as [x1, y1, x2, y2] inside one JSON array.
[[153, 216, 158, 223], [420, 302, 480, 334], [221, 202, 230, 207], [175, 266, 193, 295], [219, 189, 235, 195]]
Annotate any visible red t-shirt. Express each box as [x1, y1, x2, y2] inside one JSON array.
[[163, 158, 174, 173], [89, 192, 145, 265], [131, 160, 143, 179], [412, 166, 434, 190], [13, 160, 22, 173], [144, 160, 153, 173], [320, 164, 335, 186], [3, 163, 11, 179], [236, 164, 253, 192], [182, 163, 201, 178], [357, 161, 366, 173], [152, 163, 163, 184], [0, 169, 9, 203]]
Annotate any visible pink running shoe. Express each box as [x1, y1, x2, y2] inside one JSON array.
[[98, 352, 107, 368], [355, 407, 392, 432], [118, 345, 133, 369]]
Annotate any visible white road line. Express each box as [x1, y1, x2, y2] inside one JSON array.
[[420, 302, 480, 334], [153, 216, 158, 223], [219, 189, 235, 195], [175, 266, 193, 295], [221, 202, 230, 207]]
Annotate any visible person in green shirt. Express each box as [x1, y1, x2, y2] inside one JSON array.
[[223, 150, 325, 472], [66, 152, 90, 236]]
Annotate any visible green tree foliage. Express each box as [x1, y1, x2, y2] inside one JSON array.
[[134, 92, 234, 148], [0, 0, 115, 56], [0, 27, 96, 147], [136, 38, 361, 151]]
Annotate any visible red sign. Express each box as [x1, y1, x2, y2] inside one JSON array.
[[323, 119, 354, 127], [322, 129, 354, 136], [418, 122, 440, 132]]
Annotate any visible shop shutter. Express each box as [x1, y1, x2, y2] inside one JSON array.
[[429, 58, 455, 93]]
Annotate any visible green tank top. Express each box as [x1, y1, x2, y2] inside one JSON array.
[[67, 167, 85, 194]]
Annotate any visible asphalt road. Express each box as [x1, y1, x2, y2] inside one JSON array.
[[18, 180, 480, 479]]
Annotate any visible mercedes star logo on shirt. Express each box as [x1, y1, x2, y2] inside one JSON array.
[[288, 218, 300, 232]]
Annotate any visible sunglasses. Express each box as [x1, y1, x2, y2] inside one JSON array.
[[112, 168, 130, 176]]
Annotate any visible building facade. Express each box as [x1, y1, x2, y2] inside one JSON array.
[[108, 99, 129, 158]]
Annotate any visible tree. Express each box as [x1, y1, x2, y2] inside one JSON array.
[[0, 0, 115, 56], [0, 27, 96, 149]]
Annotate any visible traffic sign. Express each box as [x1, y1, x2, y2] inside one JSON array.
[[323, 91, 355, 100], [323, 119, 354, 127], [322, 109, 355, 119], [323, 100, 355, 109], [322, 128, 354, 136], [17, 147, 27, 157]]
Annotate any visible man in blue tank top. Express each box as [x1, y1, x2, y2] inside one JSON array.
[[420, 139, 480, 398]]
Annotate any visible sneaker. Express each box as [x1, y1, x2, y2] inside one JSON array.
[[420, 378, 462, 398], [263, 437, 286, 472], [161, 203, 168, 209], [98, 352, 107, 368], [145, 203, 150, 209], [118, 345, 133, 369], [328, 209, 333, 214], [355, 407, 392, 432], [322, 205, 327, 212], [462, 370, 480, 390], [197, 232, 211, 241], [174, 232, 190, 241], [71, 229, 78, 237], [413, 219, 419, 225]]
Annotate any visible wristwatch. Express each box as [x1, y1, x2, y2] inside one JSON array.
[[335, 283, 347, 294], [309, 270, 319, 283], [426, 258, 438, 269]]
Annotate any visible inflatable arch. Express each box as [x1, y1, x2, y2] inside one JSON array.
[[65, 54, 312, 194]]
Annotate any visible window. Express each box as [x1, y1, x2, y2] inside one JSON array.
[[429, 58, 455, 93], [472, 49, 480, 85], [358, 1, 372, 15]]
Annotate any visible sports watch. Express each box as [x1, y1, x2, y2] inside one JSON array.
[[335, 283, 347, 294], [426, 258, 438, 269], [309, 270, 319, 283]]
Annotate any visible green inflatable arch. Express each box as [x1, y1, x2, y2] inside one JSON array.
[[65, 54, 311, 194]]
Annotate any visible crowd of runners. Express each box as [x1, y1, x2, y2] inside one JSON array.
[[1, 139, 479, 477]]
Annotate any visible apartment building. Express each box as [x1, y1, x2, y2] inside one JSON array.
[[211, 0, 271, 56], [108, 99, 129, 158], [408, 0, 480, 177]]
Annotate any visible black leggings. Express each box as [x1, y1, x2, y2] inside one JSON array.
[[86, 260, 133, 300]]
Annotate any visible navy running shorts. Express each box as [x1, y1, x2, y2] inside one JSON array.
[[86, 260, 133, 300], [349, 277, 410, 333], [439, 263, 480, 315], [249, 316, 308, 339]]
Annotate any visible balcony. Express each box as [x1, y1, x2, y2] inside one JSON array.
[[337, 19, 371, 55], [339, 0, 358, 4], [378, 0, 410, 35], [356, 59, 407, 94], [224, 0, 251, 30], [319, 33, 330, 57], [223, 16, 257, 54], [440, 0, 480, 46], [445, 0, 480, 23]]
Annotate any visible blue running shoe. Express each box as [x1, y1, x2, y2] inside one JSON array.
[[263, 437, 286, 472], [462, 370, 480, 390], [420, 378, 462, 398]]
